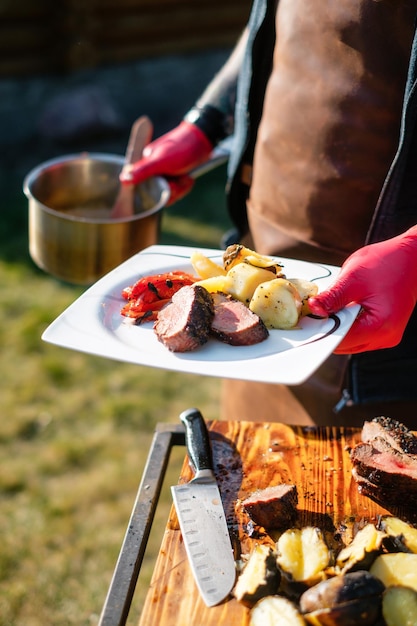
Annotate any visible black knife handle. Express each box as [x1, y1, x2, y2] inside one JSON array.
[[180, 408, 213, 474]]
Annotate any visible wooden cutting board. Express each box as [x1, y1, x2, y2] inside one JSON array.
[[138, 420, 398, 626]]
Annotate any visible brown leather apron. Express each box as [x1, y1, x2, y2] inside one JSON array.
[[222, 0, 417, 428], [247, 0, 416, 258]]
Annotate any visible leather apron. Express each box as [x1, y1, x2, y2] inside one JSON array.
[[222, 0, 417, 428]]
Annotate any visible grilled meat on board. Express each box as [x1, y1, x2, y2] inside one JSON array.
[[361, 415, 417, 455], [242, 484, 298, 530], [350, 416, 417, 510]]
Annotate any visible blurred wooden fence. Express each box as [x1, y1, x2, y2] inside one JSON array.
[[0, 0, 252, 77]]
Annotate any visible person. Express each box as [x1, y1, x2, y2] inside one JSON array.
[[120, 0, 417, 428]]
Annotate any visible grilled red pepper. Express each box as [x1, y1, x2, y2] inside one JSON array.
[[121, 271, 197, 322]]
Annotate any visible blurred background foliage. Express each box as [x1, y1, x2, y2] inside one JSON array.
[[0, 2, 249, 623]]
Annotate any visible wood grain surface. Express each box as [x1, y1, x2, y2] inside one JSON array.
[[138, 421, 396, 626]]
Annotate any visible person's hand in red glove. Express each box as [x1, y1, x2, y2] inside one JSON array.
[[120, 120, 215, 205], [308, 226, 417, 354]]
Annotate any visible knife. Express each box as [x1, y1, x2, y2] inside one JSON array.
[[171, 408, 236, 607]]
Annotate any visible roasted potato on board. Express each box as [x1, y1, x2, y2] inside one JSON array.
[[335, 522, 385, 573], [233, 518, 417, 625], [250, 595, 307, 626], [370, 552, 417, 591], [382, 585, 417, 626], [378, 515, 417, 554], [299, 570, 384, 626], [276, 527, 330, 586], [233, 544, 280, 607]]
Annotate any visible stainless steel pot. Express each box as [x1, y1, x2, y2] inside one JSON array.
[[24, 152, 170, 285]]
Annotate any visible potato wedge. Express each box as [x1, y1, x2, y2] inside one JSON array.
[[370, 553, 417, 591], [233, 544, 280, 607], [226, 263, 276, 304], [250, 278, 302, 329], [335, 523, 385, 573], [190, 250, 226, 279]]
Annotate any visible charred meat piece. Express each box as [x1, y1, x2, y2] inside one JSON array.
[[361, 416, 417, 455], [350, 417, 417, 510], [153, 284, 214, 352], [211, 292, 269, 346], [242, 484, 298, 530], [352, 469, 417, 510]]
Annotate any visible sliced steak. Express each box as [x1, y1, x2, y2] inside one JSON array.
[[154, 284, 214, 352], [242, 484, 298, 530], [361, 416, 417, 455], [211, 292, 269, 346], [352, 469, 417, 510], [351, 438, 417, 484], [350, 417, 417, 511]]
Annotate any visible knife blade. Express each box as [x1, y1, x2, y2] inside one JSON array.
[[171, 408, 236, 607]]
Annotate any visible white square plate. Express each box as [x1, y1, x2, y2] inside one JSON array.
[[42, 245, 359, 385]]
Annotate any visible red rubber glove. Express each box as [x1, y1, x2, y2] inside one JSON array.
[[120, 121, 214, 205], [308, 226, 417, 354]]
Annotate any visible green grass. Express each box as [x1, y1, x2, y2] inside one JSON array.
[[0, 165, 233, 626]]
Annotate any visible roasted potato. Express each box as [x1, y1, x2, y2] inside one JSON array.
[[378, 515, 417, 554], [233, 544, 280, 606], [250, 595, 307, 626], [288, 278, 319, 316], [382, 585, 417, 626], [190, 250, 226, 279], [194, 274, 233, 294], [276, 527, 330, 587], [249, 278, 303, 329], [370, 552, 417, 591], [191, 247, 318, 330], [299, 570, 384, 626], [226, 262, 276, 304], [335, 523, 385, 574], [223, 244, 284, 275]]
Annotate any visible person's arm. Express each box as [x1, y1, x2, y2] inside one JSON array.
[[308, 226, 417, 353], [186, 27, 249, 141], [120, 29, 248, 204]]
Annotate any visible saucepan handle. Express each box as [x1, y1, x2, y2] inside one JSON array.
[[190, 135, 234, 179]]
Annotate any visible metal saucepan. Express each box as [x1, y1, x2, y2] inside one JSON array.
[[23, 137, 232, 286], [24, 153, 170, 285]]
